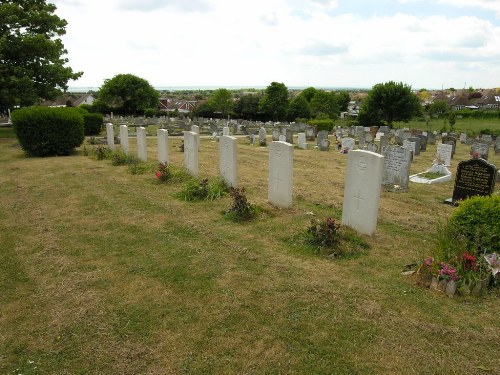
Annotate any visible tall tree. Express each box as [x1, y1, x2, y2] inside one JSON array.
[[234, 94, 261, 120], [298, 87, 318, 103], [310, 90, 339, 119], [0, 0, 82, 111], [287, 95, 311, 121], [357, 81, 421, 127], [97, 74, 159, 115], [334, 91, 351, 112], [209, 88, 233, 118], [259, 82, 289, 121]]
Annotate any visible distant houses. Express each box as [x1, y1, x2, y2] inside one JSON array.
[[41, 93, 95, 107]]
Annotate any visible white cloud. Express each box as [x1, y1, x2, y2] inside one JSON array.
[[117, 0, 213, 12]]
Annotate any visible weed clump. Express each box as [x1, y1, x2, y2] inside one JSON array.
[[224, 187, 257, 222], [177, 176, 228, 202]]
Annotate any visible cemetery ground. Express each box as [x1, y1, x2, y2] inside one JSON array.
[[1, 134, 500, 375]]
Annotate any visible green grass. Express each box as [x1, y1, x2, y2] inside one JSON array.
[[393, 117, 500, 135], [0, 135, 499, 374], [0, 127, 15, 138]]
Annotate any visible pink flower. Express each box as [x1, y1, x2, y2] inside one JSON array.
[[156, 172, 162, 179]]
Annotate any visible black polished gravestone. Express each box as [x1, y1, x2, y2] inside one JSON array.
[[446, 158, 497, 204]]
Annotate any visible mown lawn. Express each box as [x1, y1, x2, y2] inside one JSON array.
[[1, 134, 499, 374]]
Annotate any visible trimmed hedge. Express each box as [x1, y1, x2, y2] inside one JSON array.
[[12, 106, 84, 157], [307, 119, 334, 132], [83, 112, 103, 135]]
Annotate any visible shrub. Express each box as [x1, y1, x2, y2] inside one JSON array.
[[83, 113, 103, 135], [447, 195, 500, 254], [307, 119, 334, 132], [12, 106, 84, 157], [110, 150, 137, 166], [155, 162, 172, 183], [225, 187, 257, 222]]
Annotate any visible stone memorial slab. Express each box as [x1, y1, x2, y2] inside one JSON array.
[[268, 141, 294, 209], [403, 139, 416, 158], [157, 129, 169, 164], [223, 126, 230, 136], [297, 133, 307, 149], [382, 145, 412, 191], [259, 127, 267, 147], [470, 140, 489, 160], [341, 137, 355, 153], [407, 137, 421, 156], [317, 131, 329, 147], [451, 158, 496, 203], [137, 127, 147, 162], [367, 143, 378, 153], [495, 137, 500, 154], [106, 123, 115, 151], [279, 135, 286, 142], [379, 135, 388, 154], [272, 129, 280, 141], [286, 129, 293, 144], [306, 126, 316, 141], [120, 125, 129, 154], [364, 132, 373, 143], [183, 131, 199, 176], [219, 135, 238, 188], [319, 138, 330, 151], [436, 143, 453, 166], [418, 135, 428, 151], [427, 133, 436, 145], [481, 134, 493, 144], [460, 133, 467, 144], [342, 150, 384, 236], [191, 124, 200, 149]]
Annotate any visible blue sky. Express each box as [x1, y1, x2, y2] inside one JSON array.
[[52, 0, 500, 90]]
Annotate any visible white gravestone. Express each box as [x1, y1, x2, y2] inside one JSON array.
[[184, 131, 199, 176], [219, 135, 238, 188], [191, 125, 200, 150], [106, 123, 115, 151], [403, 139, 417, 156], [137, 126, 147, 162], [223, 126, 230, 136], [297, 133, 307, 149], [436, 143, 453, 166], [259, 127, 267, 146], [382, 145, 412, 192], [342, 150, 384, 236], [120, 125, 129, 155], [157, 129, 169, 164], [268, 141, 294, 209]]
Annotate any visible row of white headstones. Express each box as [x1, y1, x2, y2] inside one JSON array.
[[105, 123, 384, 237]]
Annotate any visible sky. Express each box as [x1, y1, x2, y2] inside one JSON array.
[[51, 0, 500, 90]]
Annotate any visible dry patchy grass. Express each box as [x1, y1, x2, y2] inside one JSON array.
[[1, 136, 499, 374]]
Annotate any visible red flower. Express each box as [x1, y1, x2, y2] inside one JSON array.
[[155, 171, 162, 179]]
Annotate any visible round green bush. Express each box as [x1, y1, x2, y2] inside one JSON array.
[[12, 106, 84, 157], [83, 112, 103, 135], [448, 195, 500, 254], [307, 119, 334, 132]]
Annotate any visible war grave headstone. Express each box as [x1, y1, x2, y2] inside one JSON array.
[[137, 127, 148, 162], [342, 150, 384, 236], [220, 135, 238, 188], [272, 129, 280, 141], [286, 128, 293, 144], [306, 126, 316, 141], [436, 143, 453, 166], [298, 133, 307, 149], [223, 126, 230, 136], [120, 125, 129, 155], [106, 123, 115, 151], [259, 127, 267, 147], [317, 131, 329, 147], [183, 131, 199, 176], [447, 158, 497, 204], [407, 137, 421, 156], [268, 141, 294, 209], [157, 129, 169, 164], [470, 139, 490, 160], [341, 137, 355, 153], [381, 145, 412, 192]]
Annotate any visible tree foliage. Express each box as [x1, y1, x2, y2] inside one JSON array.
[[259, 82, 289, 121], [310, 91, 339, 119], [357, 81, 421, 127], [287, 95, 311, 121], [0, 0, 83, 111], [428, 99, 449, 117], [298, 87, 318, 103], [234, 94, 262, 120], [209, 88, 233, 118], [97, 74, 159, 115]]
